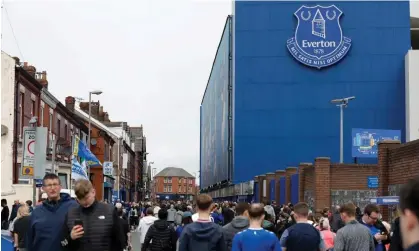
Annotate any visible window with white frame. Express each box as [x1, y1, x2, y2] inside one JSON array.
[[58, 173, 68, 189], [164, 178, 168, 183], [31, 99, 36, 117], [168, 177, 172, 183], [49, 112, 53, 132], [164, 185, 167, 192], [168, 185, 172, 192]]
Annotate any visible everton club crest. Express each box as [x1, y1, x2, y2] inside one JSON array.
[[287, 5, 351, 69]]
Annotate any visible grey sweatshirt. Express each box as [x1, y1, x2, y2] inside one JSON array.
[[222, 216, 250, 251], [334, 220, 375, 251], [167, 208, 177, 222]]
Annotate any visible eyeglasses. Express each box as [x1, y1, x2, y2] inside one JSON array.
[[368, 214, 379, 221], [43, 183, 60, 188]]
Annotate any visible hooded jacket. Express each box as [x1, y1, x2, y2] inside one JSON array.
[[175, 211, 184, 225], [178, 221, 227, 251], [142, 219, 177, 251], [167, 207, 177, 222], [27, 193, 78, 251], [137, 215, 158, 243], [222, 216, 250, 251]]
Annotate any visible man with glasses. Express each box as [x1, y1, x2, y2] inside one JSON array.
[[27, 173, 78, 251], [360, 204, 391, 251]]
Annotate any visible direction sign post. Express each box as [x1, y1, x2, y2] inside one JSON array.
[[23, 122, 48, 205], [103, 162, 113, 177]]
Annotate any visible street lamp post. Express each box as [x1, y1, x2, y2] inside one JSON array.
[[331, 96, 355, 163], [147, 161, 154, 199], [87, 90, 102, 178]]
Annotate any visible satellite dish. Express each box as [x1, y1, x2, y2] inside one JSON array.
[[91, 138, 97, 145], [1, 125, 8, 136]]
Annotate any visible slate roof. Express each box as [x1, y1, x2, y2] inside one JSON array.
[[155, 167, 194, 178]]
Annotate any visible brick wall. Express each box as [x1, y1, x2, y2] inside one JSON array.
[[253, 139, 419, 216]]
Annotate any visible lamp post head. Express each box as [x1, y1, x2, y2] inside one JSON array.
[[90, 90, 103, 95], [331, 96, 356, 104]]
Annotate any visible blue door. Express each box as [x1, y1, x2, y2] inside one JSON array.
[[270, 180, 275, 202], [254, 182, 259, 202], [291, 174, 299, 204], [280, 177, 286, 205]]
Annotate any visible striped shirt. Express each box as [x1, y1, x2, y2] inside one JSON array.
[[334, 220, 375, 251]]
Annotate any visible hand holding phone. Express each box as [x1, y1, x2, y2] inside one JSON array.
[[71, 219, 84, 240]]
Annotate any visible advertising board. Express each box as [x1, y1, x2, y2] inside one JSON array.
[[352, 128, 401, 158], [200, 17, 231, 189]]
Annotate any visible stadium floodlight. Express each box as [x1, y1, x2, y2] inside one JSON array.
[[330, 96, 356, 163]]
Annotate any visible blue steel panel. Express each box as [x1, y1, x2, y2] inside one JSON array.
[[200, 17, 231, 189], [291, 174, 299, 205], [270, 180, 275, 202], [254, 182, 260, 202], [280, 177, 286, 205], [232, 1, 410, 184]]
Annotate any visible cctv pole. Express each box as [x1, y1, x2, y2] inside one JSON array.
[[51, 136, 56, 174], [339, 104, 344, 163], [87, 92, 92, 178], [29, 120, 37, 205]]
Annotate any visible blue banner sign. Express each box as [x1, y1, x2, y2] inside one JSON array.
[[367, 176, 379, 188], [369, 196, 399, 205], [352, 128, 401, 158], [35, 179, 43, 188], [287, 5, 351, 69]]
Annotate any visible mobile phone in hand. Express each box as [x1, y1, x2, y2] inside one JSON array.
[[74, 219, 83, 227]]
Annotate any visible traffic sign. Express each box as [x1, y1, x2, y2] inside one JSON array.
[[22, 127, 36, 177], [103, 162, 113, 176], [35, 179, 43, 188], [367, 176, 379, 188]]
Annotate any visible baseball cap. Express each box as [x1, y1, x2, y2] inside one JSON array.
[[183, 212, 192, 218]]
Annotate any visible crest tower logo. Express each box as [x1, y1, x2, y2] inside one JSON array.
[[287, 5, 351, 69]]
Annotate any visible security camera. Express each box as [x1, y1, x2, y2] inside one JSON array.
[[29, 117, 38, 125], [343, 96, 355, 102]]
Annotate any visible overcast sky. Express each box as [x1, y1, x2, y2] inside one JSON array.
[[1, 0, 232, 181], [1, 1, 418, 183]]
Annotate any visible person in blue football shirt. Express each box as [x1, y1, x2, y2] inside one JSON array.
[[211, 204, 224, 225], [231, 203, 281, 251]]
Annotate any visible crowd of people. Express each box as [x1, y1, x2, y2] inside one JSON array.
[[1, 173, 418, 251]]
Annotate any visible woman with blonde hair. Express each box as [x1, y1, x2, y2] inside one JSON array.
[[319, 217, 336, 251], [11, 204, 31, 251]]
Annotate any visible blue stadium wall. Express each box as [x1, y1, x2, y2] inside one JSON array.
[[200, 16, 232, 189], [232, 1, 411, 185]]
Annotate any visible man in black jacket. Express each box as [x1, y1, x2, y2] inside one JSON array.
[[61, 179, 126, 251], [142, 208, 177, 251]]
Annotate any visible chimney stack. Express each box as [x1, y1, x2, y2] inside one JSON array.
[[99, 106, 104, 114], [22, 62, 36, 78], [104, 112, 110, 122], [65, 96, 76, 112], [13, 57, 20, 65], [38, 71, 48, 89]]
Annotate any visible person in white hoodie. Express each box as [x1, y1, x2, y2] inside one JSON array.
[[137, 207, 158, 246], [263, 200, 276, 221]]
